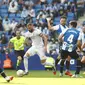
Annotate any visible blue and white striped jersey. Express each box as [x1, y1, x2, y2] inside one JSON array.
[[61, 28, 81, 52]]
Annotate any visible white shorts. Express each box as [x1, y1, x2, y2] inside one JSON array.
[[25, 46, 46, 60]]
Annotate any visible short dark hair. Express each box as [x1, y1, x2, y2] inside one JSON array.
[[60, 16, 67, 20], [69, 20, 77, 28], [27, 23, 33, 27]]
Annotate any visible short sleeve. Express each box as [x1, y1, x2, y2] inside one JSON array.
[[21, 31, 30, 38], [33, 29, 42, 36], [10, 37, 15, 43], [78, 32, 82, 40]]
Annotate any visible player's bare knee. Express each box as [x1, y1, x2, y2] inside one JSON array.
[[67, 56, 71, 61], [41, 59, 46, 65], [81, 59, 85, 63], [18, 56, 22, 60], [81, 60, 84, 63], [81, 56, 85, 63], [24, 53, 30, 58]]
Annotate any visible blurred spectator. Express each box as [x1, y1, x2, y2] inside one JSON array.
[[77, 0, 85, 17], [0, 33, 8, 44], [61, 0, 66, 3], [46, 4, 54, 18], [9, 19, 18, 33], [0, 17, 3, 31], [21, 6, 28, 18], [18, 0, 24, 4], [2, 0, 9, 4], [58, 4, 65, 16], [40, 0, 47, 5], [28, 0, 34, 7], [28, 6, 35, 18], [2, 16, 11, 34], [0, 33, 8, 53], [42, 25, 49, 38], [52, 3, 59, 18], [37, 10, 47, 20], [8, 0, 18, 13], [24, 0, 34, 8], [25, 6, 35, 24], [14, 19, 26, 32], [18, 0, 24, 11]]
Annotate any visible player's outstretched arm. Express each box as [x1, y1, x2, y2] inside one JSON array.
[[46, 18, 54, 31], [77, 40, 82, 51], [58, 33, 64, 42]]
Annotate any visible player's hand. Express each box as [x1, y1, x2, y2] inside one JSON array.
[[46, 17, 51, 22]]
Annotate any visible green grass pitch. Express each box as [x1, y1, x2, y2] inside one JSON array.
[[0, 70, 85, 85], [3, 70, 85, 78]]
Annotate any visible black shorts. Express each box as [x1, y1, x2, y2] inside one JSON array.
[[61, 50, 79, 59], [14, 50, 25, 59], [83, 51, 85, 56], [59, 42, 62, 53]]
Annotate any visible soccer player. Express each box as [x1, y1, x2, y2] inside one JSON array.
[[8, 30, 26, 70], [21, 23, 56, 75], [58, 20, 82, 77], [80, 22, 85, 63], [47, 16, 72, 76], [0, 68, 13, 82]]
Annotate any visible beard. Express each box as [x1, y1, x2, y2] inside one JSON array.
[[29, 29, 34, 33]]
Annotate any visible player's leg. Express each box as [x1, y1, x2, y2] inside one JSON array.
[[65, 56, 72, 76], [16, 51, 25, 70], [81, 56, 85, 63], [60, 50, 68, 77], [72, 58, 81, 78], [16, 56, 22, 70], [81, 51, 85, 63], [55, 54, 61, 67], [81, 52, 85, 74], [70, 51, 82, 77], [23, 52, 29, 75], [0, 68, 13, 82], [55, 42, 62, 67], [14, 51, 21, 70], [23, 46, 36, 75], [37, 47, 56, 75], [41, 58, 56, 75]]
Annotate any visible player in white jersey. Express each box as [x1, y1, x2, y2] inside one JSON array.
[[21, 23, 56, 75], [80, 23, 85, 63]]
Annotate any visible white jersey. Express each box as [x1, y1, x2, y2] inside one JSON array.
[[52, 24, 68, 35], [22, 28, 44, 47], [81, 32, 85, 45], [80, 31, 85, 51]]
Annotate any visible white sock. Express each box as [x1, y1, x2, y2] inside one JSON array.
[[5, 76, 9, 80], [24, 56, 28, 72]]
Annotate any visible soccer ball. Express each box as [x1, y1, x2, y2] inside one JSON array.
[[16, 70, 24, 77]]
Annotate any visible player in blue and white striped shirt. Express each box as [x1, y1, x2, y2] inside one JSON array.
[[58, 20, 82, 77], [47, 16, 71, 76]]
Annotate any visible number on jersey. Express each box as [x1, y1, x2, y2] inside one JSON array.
[[67, 34, 74, 43]]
